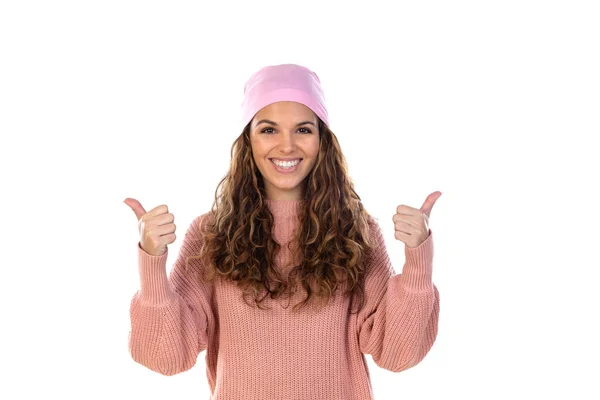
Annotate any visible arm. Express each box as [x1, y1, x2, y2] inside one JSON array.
[[128, 214, 214, 376], [356, 217, 440, 373]]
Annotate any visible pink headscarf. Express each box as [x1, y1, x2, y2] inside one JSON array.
[[240, 63, 330, 133]]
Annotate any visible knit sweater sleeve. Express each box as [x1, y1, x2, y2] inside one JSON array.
[[356, 216, 440, 373], [128, 214, 213, 376]]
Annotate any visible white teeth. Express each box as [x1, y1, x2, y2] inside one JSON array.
[[271, 159, 300, 168]]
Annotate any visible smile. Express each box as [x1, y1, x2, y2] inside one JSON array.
[[270, 159, 302, 173]]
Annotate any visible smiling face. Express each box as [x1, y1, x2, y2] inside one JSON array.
[[249, 101, 320, 200]]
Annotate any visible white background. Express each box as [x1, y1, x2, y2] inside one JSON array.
[[1, 0, 598, 399]]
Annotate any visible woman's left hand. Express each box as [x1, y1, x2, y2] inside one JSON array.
[[393, 191, 442, 248]]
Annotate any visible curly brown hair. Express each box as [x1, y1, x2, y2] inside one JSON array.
[[185, 117, 380, 313]]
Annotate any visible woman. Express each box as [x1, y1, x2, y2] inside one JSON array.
[[124, 63, 441, 399]]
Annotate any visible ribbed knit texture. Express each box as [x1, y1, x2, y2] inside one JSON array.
[[128, 199, 440, 399]]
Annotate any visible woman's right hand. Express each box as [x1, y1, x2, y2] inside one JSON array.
[[124, 198, 176, 256]]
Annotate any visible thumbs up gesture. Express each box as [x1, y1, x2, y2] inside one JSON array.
[[123, 197, 177, 256], [392, 191, 442, 248]]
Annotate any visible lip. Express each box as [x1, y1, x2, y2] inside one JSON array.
[[269, 158, 303, 161], [270, 159, 302, 173]]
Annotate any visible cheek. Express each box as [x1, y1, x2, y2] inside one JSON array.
[[250, 141, 267, 157]]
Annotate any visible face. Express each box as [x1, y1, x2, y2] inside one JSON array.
[[250, 101, 320, 200]]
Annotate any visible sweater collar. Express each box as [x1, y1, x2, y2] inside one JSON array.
[[265, 199, 302, 247], [265, 198, 302, 219]]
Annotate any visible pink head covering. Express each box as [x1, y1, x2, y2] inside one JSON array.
[[239, 63, 329, 133]]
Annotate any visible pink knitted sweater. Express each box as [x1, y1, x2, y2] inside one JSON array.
[[128, 199, 440, 399]]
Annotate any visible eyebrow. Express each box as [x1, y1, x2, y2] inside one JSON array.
[[255, 119, 317, 128]]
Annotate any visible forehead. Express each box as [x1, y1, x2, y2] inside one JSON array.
[[255, 101, 315, 119]]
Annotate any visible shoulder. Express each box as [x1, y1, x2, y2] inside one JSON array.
[[190, 211, 215, 232], [366, 213, 378, 228], [366, 214, 384, 243], [179, 212, 216, 245]]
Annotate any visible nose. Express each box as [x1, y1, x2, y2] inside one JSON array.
[[277, 131, 296, 152]]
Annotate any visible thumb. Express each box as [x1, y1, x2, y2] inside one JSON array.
[[123, 197, 147, 221], [420, 191, 442, 218]]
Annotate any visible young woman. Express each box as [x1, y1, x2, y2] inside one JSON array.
[[124, 63, 441, 399]]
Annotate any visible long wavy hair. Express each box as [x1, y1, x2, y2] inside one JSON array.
[[186, 116, 380, 313]]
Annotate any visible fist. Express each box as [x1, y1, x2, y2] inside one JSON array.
[[123, 197, 176, 256], [393, 191, 441, 248]]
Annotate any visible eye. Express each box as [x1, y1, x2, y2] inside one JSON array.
[[260, 127, 312, 134]]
